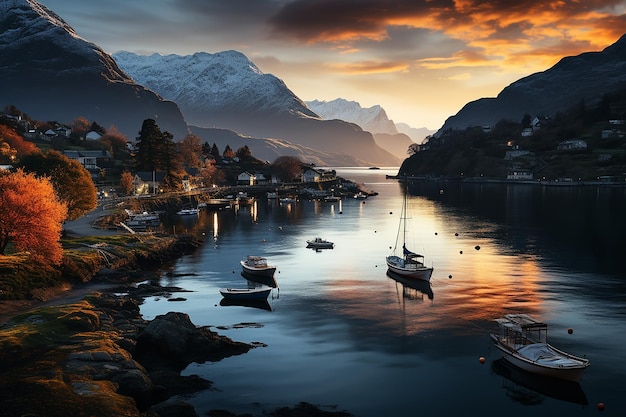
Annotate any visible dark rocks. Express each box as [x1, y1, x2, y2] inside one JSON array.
[[135, 311, 251, 371]]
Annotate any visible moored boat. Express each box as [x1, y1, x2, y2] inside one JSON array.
[[240, 255, 277, 277], [219, 286, 272, 300], [176, 208, 199, 215], [490, 314, 590, 382], [306, 237, 334, 249], [386, 189, 433, 281]]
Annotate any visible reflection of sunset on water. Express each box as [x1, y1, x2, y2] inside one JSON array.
[[320, 192, 547, 337]]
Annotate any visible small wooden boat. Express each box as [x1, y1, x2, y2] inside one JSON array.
[[306, 237, 334, 249], [492, 358, 588, 405], [240, 255, 276, 277], [219, 286, 272, 300], [490, 314, 590, 382], [176, 208, 199, 215]]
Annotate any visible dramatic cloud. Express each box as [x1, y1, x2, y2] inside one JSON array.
[[36, 0, 626, 129]]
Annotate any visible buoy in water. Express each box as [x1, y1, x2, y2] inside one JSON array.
[[475, 245, 481, 250], [567, 328, 573, 334], [448, 274, 452, 279], [455, 232, 459, 236], [479, 357, 485, 364], [459, 250, 463, 254], [597, 402, 605, 411]]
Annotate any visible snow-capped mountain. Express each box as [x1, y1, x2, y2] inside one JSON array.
[[306, 99, 398, 135], [113, 51, 319, 125], [114, 51, 400, 166], [0, 0, 189, 140]]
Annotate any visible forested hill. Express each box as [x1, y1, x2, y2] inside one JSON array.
[[398, 88, 626, 181]]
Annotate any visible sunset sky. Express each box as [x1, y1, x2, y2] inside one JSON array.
[[38, 0, 626, 130]]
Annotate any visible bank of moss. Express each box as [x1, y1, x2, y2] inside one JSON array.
[[0, 234, 201, 301]]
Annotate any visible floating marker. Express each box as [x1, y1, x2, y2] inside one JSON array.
[[448, 275, 452, 279], [597, 402, 605, 411], [567, 328, 573, 334], [479, 357, 485, 364], [475, 245, 481, 250]]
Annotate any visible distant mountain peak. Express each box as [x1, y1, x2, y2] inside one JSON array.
[[307, 98, 398, 135]]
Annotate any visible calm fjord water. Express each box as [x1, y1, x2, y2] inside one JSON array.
[[141, 168, 626, 417]]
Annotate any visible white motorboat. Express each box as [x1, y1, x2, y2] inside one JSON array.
[[490, 314, 590, 382], [240, 255, 276, 277], [386, 188, 433, 281], [306, 237, 334, 249]]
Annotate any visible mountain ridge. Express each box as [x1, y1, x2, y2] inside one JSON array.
[[439, 34, 626, 133], [0, 0, 189, 140], [113, 51, 400, 167]]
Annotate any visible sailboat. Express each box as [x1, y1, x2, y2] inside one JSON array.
[[386, 188, 433, 281]]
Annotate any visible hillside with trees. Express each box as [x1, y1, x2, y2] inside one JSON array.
[[400, 88, 626, 182]]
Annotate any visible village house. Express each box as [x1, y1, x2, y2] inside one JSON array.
[[133, 171, 166, 195], [85, 130, 102, 140], [237, 171, 256, 185], [302, 167, 323, 182], [557, 139, 588, 151], [506, 170, 534, 180]]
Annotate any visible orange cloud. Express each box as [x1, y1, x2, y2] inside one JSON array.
[[332, 60, 410, 75], [268, 0, 625, 72]]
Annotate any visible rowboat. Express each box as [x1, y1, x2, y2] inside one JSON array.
[[219, 286, 272, 300], [490, 314, 590, 382]]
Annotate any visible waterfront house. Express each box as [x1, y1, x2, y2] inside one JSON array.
[[302, 167, 323, 182], [557, 139, 587, 151], [507, 170, 533, 180]]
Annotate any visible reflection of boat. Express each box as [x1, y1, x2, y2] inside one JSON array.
[[490, 314, 590, 382], [386, 270, 433, 300], [492, 358, 588, 405], [240, 255, 276, 277], [323, 195, 341, 202], [306, 237, 334, 249], [386, 189, 433, 281], [220, 297, 272, 311], [241, 271, 278, 288], [219, 286, 272, 300], [176, 208, 200, 215], [279, 197, 297, 204], [236, 192, 255, 205]]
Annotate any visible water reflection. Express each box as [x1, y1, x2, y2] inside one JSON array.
[[491, 358, 588, 406], [241, 271, 279, 288], [219, 298, 273, 311], [386, 270, 434, 301]]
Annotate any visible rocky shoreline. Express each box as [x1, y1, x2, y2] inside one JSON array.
[[1, 278, 354, 417]]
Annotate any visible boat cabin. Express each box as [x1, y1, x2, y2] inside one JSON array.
[[495, 314, 548, 348]]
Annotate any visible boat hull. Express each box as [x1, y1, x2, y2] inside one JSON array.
[[386, 256, 433, 281], [490, 335, 589, 382], [240, 257, 277, 278], [219, 287, 271, 300]]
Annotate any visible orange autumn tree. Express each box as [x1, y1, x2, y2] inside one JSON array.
[[0, 169, 67, 264]]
